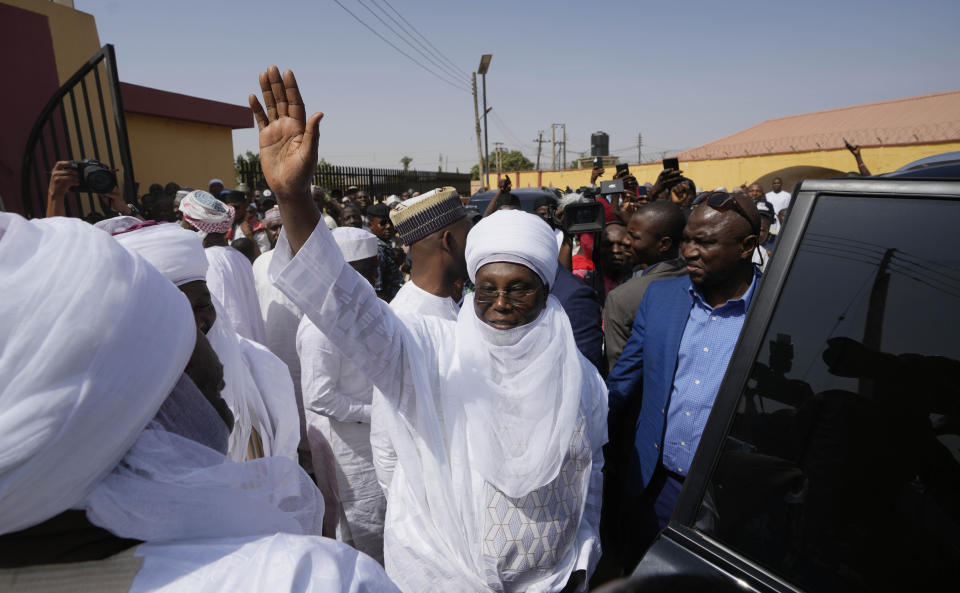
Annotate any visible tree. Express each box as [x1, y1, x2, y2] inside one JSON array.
[[469, 150, 534, 180], [400, 156, 413, 171], [234, 150, 260, 184]]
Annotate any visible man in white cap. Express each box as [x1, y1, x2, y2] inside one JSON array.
[[0, 212, 398, 592], [179, 190, 267, 345], [250, 65, 606, 592], [110, 222, 300, 467], [297, 227, 386, 563]]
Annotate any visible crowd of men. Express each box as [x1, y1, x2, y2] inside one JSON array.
[[2, 65, 866, 592]]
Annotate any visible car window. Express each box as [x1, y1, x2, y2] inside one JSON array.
[[696, 194, 960, 592]]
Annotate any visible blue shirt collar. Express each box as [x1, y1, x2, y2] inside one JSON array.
[[688, 267, 761, 312]]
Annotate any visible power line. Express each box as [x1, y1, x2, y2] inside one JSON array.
[[375, 0, 471, 79], [489, 111, 534, 152], [356, 0, 468, 85], [808, 232, 960, 282], [805, 235, 960, 288], [799, 245, 960, 299], [332, 0, 470, 93]]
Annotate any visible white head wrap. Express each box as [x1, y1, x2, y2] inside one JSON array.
[[331, 226, 378, 262], [179, 190, 234, 234], [113, 222, 209, 286], [0, 213, 196, 535], [465, 209, 558, 285]]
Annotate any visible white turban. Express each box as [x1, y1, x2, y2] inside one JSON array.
[[465, 209, 558, 285], [179, 190, 234, 234], [331, 227, 378, 262], [113, 222, 209, 286], [0, 213, 196, 535]]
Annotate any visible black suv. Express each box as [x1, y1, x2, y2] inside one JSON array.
[[625, 171, 960, 593]]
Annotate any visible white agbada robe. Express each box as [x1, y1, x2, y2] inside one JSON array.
[[205, 244, 267, 344], [298, 316, 386, 564], [270, 211, 606, 593], [252, 250, 307, 440], [0, 213, 398, 593], [389, 279, 460, 320], [372, 278, 460, 490]]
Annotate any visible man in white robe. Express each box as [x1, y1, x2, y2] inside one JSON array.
[[387, 186, 470, 321], [112, 222, 299, 464], [0, 212, 398, 592], [298, 227, 386, 564], [180, 190, 267, 344], [372, 187, 470, 492], [249, 65, 607, 593]]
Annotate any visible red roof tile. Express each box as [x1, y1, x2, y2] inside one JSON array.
[[677, 89, 960, 161]]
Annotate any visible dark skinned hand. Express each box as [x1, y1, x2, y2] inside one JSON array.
[[48, 161, 80, 202], [843, 137, 861, 157], [497, 176, 512, 193], [250, 67, 323, 199], [590, 166, 604, 184], [649, 167, 684, 198], [249, 66, 323, 254]]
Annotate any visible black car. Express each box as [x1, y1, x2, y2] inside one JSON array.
[[467, 186, 561, 213], [625, 173, 960, 593]]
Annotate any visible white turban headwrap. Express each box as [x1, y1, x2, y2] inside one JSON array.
[[179, 190, 234, 234], [331, 226, 378, 262], [465, 209, 558, 285], [0, 213, 195, 535], [113, 222, 209, 286]]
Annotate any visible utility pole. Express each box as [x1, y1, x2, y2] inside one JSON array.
[[472, 73, 484, 186], [638, 133, 643, 164], [551, 123, 567, 169], [535, 131, 544, 170], [860, 248, 895, 398], [438, 153, 443, 172], [478, 55, 492, 188], [494, 142, 504, 173], [562, 124, 567, 170], [551, 126, 556, 169]]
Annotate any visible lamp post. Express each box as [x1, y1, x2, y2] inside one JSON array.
[[478, 54, 492, 189]]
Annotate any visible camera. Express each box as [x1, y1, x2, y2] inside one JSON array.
[[561, 188, 605, 235], [69, 158, 116, 194]]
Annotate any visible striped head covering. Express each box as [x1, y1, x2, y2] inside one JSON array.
[[263, 206, 282, 225], [179, 190, 234, 234], [389, 187, 466, 245]]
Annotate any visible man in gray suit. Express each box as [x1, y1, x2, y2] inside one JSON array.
[[604, 201, 687, 372]]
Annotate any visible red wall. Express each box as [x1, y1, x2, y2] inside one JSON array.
[[0, 4, 61, 216]]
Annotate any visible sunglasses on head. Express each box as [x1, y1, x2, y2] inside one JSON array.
[[693, 191, 759, 235]]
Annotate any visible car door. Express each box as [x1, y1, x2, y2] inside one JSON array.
[[629, 178, 960, 593]]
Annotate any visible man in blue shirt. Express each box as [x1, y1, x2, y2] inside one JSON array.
[[605, 192, 761, 572]]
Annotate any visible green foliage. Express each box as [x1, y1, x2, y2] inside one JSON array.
[[400, 156, 413, 171], [469, 150, 533, 180]]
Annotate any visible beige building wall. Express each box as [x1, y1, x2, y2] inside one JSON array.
[[125, 113, 238, 192], [478, 142, 960, 194]]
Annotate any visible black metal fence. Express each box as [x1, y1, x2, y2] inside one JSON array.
[[236, 161, 472, 199], [20, 44, 135, 219]]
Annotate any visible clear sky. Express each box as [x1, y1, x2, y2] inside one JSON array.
[[78, 0, 960, 174]]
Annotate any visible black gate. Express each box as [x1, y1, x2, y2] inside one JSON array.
[[20, 44, 135, 219], [237, 161, 472, 199]]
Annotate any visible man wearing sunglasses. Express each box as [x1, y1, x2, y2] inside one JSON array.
[[604, 191, 762, 572]]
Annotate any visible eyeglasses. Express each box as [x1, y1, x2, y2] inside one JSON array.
[[693, 191, 759, 235], [474, 286, 539, 307]]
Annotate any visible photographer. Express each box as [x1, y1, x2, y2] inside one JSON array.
[[45, 160, 132, 219]]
